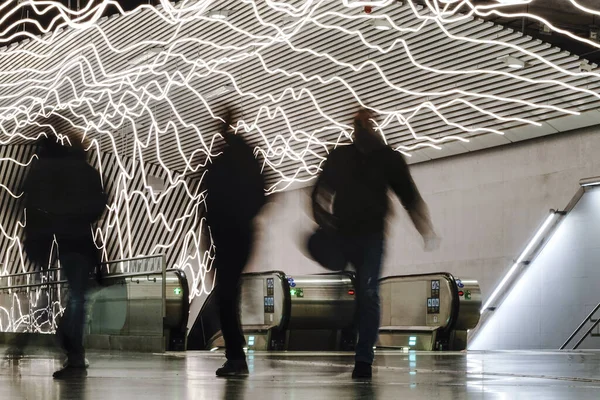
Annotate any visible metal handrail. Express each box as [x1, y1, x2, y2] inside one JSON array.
[[102, 255, 165, 264], [0, 280, 69, 291], [573, 319, 600, 350], [0, 255, 162, 280], [0, 254, 168, 350], [0, 269, 177, 292], [0, 268, 61, 279], [560, 302, 600, 350]]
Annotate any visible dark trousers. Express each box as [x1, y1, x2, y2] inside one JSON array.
[[308, 230, 384, 364], [57, 252, 94, 364], [213, 227, 253, 361]]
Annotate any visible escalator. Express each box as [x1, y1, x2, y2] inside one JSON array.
[[187, 271, 481, 352]]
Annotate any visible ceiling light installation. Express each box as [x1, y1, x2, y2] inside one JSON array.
[[207, 10, 229, 20], [371, 19, 392, 31], [204, 85, 233, 99], [282, 15, 302, 25], [590, 26, 599, 41], [128, 47, 163, 66], [499, 55, 526, 69], [495, 0, 531, 4], [1, 0, 600, 333], [579, 61, 595, 73]]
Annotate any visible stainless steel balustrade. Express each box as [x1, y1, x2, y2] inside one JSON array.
[[192, 271, 482, 352], [0, 255, 189, 352]]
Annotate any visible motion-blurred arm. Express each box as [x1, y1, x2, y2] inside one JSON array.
[[387, 150, 440, 251], [311, 155, 338, 232]]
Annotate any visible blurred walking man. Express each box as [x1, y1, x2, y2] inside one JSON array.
[[205, 108, 266, 377], [22, 116, 106, 379], [310, 108, 440, 379]]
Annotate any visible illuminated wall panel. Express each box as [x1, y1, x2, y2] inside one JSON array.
[[470, 187, 600, 350]]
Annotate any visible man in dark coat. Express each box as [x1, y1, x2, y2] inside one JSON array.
[[22, 119, 106, 379], [204, 108, 265, 377], [310, 108, 440, 379]]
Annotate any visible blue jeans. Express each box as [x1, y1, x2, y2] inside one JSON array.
[[58, 252, 94, 364], [308, 230, 384, 364]]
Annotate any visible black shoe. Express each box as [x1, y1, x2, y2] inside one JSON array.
[[215, 360, 249, 377], [53, 364, 88, 380], [352, 361, 372, 379]]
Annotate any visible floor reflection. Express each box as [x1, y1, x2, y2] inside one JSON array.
[[2, 349, 600, 399], [222, 377, 247, 400], [353, 382, 377, 399], [57, 379, 88, 400]]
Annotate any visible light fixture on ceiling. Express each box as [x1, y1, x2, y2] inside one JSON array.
[[579, 61, 594, 73], [204, 84, 233, 99], [148, 175, 165, 194], [538, 22, 551, 35], [282, 15, 302, 24], [499, 55, 525, 69], [590, 25, 599, 41], [495, 0, 531, 4], [370, 19, 392, 31], [127, 47, 163, 66], [208, 10, 229, 20]]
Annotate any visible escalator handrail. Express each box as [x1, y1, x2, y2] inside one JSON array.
[[170, 269, 190, 333]]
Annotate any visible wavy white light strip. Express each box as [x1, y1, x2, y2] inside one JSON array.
[[0, 0, 598, 333]]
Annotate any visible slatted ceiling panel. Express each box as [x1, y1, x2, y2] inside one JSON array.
[[0, 145, 35, 274], [0, 144, 202, 275], [94, 150, 203, 268], [0, 1, 598, 191], [405, 44, 556, 90]]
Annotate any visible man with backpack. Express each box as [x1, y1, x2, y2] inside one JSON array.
[[22, 115, 107, 379], [310, 108, 440, 379]]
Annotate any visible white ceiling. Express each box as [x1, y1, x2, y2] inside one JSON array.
[[0, 0, 599, 192]]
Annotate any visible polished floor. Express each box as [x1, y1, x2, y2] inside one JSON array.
[[2, 348, 600, 399]]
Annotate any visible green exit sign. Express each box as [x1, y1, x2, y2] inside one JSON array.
[[174, 287, 182, 295]]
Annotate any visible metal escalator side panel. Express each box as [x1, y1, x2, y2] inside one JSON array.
[[189, 271, 288, 350], [285, 272, 356, 330], [379, 273, 455, 331], [377, 273, 457, 350], [452, 277, 481, 331], [239, 272, 287, 330], [91, 270, 185, 337]]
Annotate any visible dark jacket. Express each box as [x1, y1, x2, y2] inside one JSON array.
[[22, 146, 106, 266], [312, 145, 420, 235], [204, 134, 265, 237]]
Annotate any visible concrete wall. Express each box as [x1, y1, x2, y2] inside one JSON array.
[[246, 125, 600, 309]]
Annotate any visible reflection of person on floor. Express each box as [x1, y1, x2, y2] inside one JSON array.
[[309, 108, 440, 379], [205, 108, 265, 377], [22, 116, 106, 379]]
